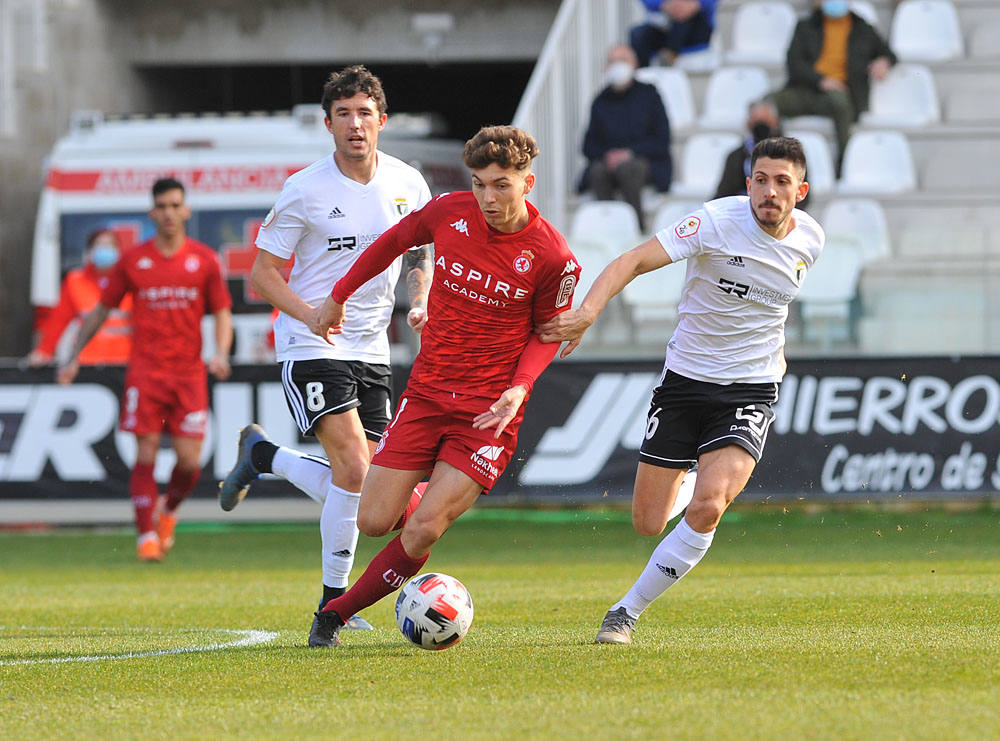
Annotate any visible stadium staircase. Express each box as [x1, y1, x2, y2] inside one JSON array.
[[515, 0, 1000, 357]]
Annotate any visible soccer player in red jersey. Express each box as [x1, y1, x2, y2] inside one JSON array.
[[58, 177, 234, 562], [306, 125, 581, 645]]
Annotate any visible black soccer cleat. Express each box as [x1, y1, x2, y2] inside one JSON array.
[[218, 424, 269, 512], [308, 609, 345, 648], [595, 606, 637, 644]]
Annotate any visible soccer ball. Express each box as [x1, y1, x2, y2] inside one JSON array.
[[395, 572, 474, 650]]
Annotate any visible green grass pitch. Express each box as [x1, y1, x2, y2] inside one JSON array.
[[2, 505, 999, 739]]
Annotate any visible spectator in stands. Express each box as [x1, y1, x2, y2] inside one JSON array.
[[629, 0, 718, 67], [27, 228, 131, 367], [714, 100, 811, 209], [767, 0, 895, 175], [580, 44, 672, 233]]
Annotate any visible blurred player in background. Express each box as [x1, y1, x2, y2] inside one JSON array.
[[216, 65, 432, 643], [305, 125, 581, 647], [59, 177, 233, 562], [538, 137, 824, 643], [27, 228, 131, 367]]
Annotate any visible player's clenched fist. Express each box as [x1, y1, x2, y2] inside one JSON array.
[[309, 298, 345, 345]]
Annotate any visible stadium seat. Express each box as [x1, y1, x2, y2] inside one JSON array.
[[850, 0, 881, 29], [726, 1, 798, 65], [837, 130, 917, 194], [564, 240, 614, 306], [698, 66, 770, 130], [569, 201, 641, 246], [670, 132, 742, 197], [889, 0, 964, 62], [651, 199, 704, 236], [969, 22, 1000, 60], [786, 130, 836, 195], [635, 66, 696, 132], [621, 261, 688, 339], [820, 198, 892, 262], [673, 35, 723, 72], [859, 63, 940, 127], [797, 238, 865, 350]]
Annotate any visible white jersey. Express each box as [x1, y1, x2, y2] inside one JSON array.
[[256, 151, 431, 363], [654, 196, 824, 384]]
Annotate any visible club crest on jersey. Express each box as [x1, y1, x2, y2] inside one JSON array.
[[513, 249, 535, 274], [795, 260, 806, 283], [393, 198, 410, 216], [675, 216, 700, 238], [137, 257, 154, 270], [184, 256, 201, 273]]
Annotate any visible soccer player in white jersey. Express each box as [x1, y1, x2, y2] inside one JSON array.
[[217, 65, 432, 646], [538, 136, 824, 644]]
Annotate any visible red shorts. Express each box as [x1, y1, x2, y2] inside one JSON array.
[[372, 389, 524, 492], [121, 365, 209, 438]]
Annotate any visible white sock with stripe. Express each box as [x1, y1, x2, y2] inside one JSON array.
[[614, 517, 715, 619], [320, 482, 361, 589], [271, 447, 331, 504]]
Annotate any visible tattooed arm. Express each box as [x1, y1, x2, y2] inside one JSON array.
[[404, 244, 433, 332]]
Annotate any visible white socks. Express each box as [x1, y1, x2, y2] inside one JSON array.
[[614, 517, 715, 619], [271, 447, 331, 504], [319, 482, 361, 588]]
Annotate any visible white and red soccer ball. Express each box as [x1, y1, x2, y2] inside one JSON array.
[[395, 572, 474, 650]]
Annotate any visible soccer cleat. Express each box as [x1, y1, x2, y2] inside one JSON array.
[[218, 424, 269, 511], [136, 533, 164, 562], [308, 609, 345, 648], [594, 606, 637, 644], [343, 614, 374, 631], [156, 509, 177, 555]]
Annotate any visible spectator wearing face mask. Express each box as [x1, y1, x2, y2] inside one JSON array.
[[767, 0, 895, 175], [27, 228, 132, 366], [713, 101, 810, 209], [580, 44, 673, 233]]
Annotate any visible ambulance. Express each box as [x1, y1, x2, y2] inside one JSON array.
[[31, 105, 466, 362]]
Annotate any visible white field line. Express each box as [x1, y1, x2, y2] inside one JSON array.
[[0, 628, 279, 666]]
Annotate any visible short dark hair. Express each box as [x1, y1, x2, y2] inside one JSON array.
[[321, 65, 387, 119], [750, 136, 807, 180], [84, 227, 117, 250], [462, 126, 539, 172], [152, 177, 185, 198]]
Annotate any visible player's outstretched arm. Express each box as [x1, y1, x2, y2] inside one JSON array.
[[56, 303, 111, 384], [537, 237, 672, 357], [404, 244, 432, 333]]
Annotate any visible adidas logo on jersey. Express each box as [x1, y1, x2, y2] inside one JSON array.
[[726, 256, 745, 267], [451, 218, 469, 236], [328, 207, 346, 219]]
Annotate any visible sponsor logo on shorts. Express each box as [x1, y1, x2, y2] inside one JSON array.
[[470, 444, 504, 479], [179, 410, 208, 435]]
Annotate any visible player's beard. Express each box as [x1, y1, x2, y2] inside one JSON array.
[[752, 199, 790, 229]]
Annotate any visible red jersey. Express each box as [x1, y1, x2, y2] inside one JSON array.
[[101, 237, 232, 374], [334, 191, 580, 398]]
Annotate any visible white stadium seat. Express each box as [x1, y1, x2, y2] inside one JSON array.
[[567, 240, 616, 305], [569, 201, 641, 246], [651, 200, 704, 236], [635, 66, 696, 132], [969, 22, 1000, 60], [850, 0, 880, 29], [670, 132, 742, 198], [889, 0, 964, 62], [673, 35, 724, 73], [820, 198, 892, 262], [837, 130, 917, 194], [726, 1, 798, 65], [786, 130, 836, 195], [621, 262, 688, 339], [859, 63, 940, 127], [698, 66, 770, 130], [798, 238, 865, 350]]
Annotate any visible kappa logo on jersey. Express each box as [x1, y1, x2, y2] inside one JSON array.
[[726, 256, 746, 267], [393, 198, 410, 216], [328, 207, 346, 219], [795, 260, 806, 283], [675, 216, 700, 238], [137, 257, 154, 270], [184, 255, 201, 273], [561, 259, 579, 276], [556, 275, 576, 308], [513, 249, 535, 274], [451, 218, 470, 236]]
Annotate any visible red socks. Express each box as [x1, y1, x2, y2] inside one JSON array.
[[130, 462, 157, 535], [165, 466, 201, 512], [391, 482, 427, 532], [321, 534, 428, 620]]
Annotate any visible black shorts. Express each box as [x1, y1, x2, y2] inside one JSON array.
[[280, 359, 392, 441], [639, 370, 778, 469]]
